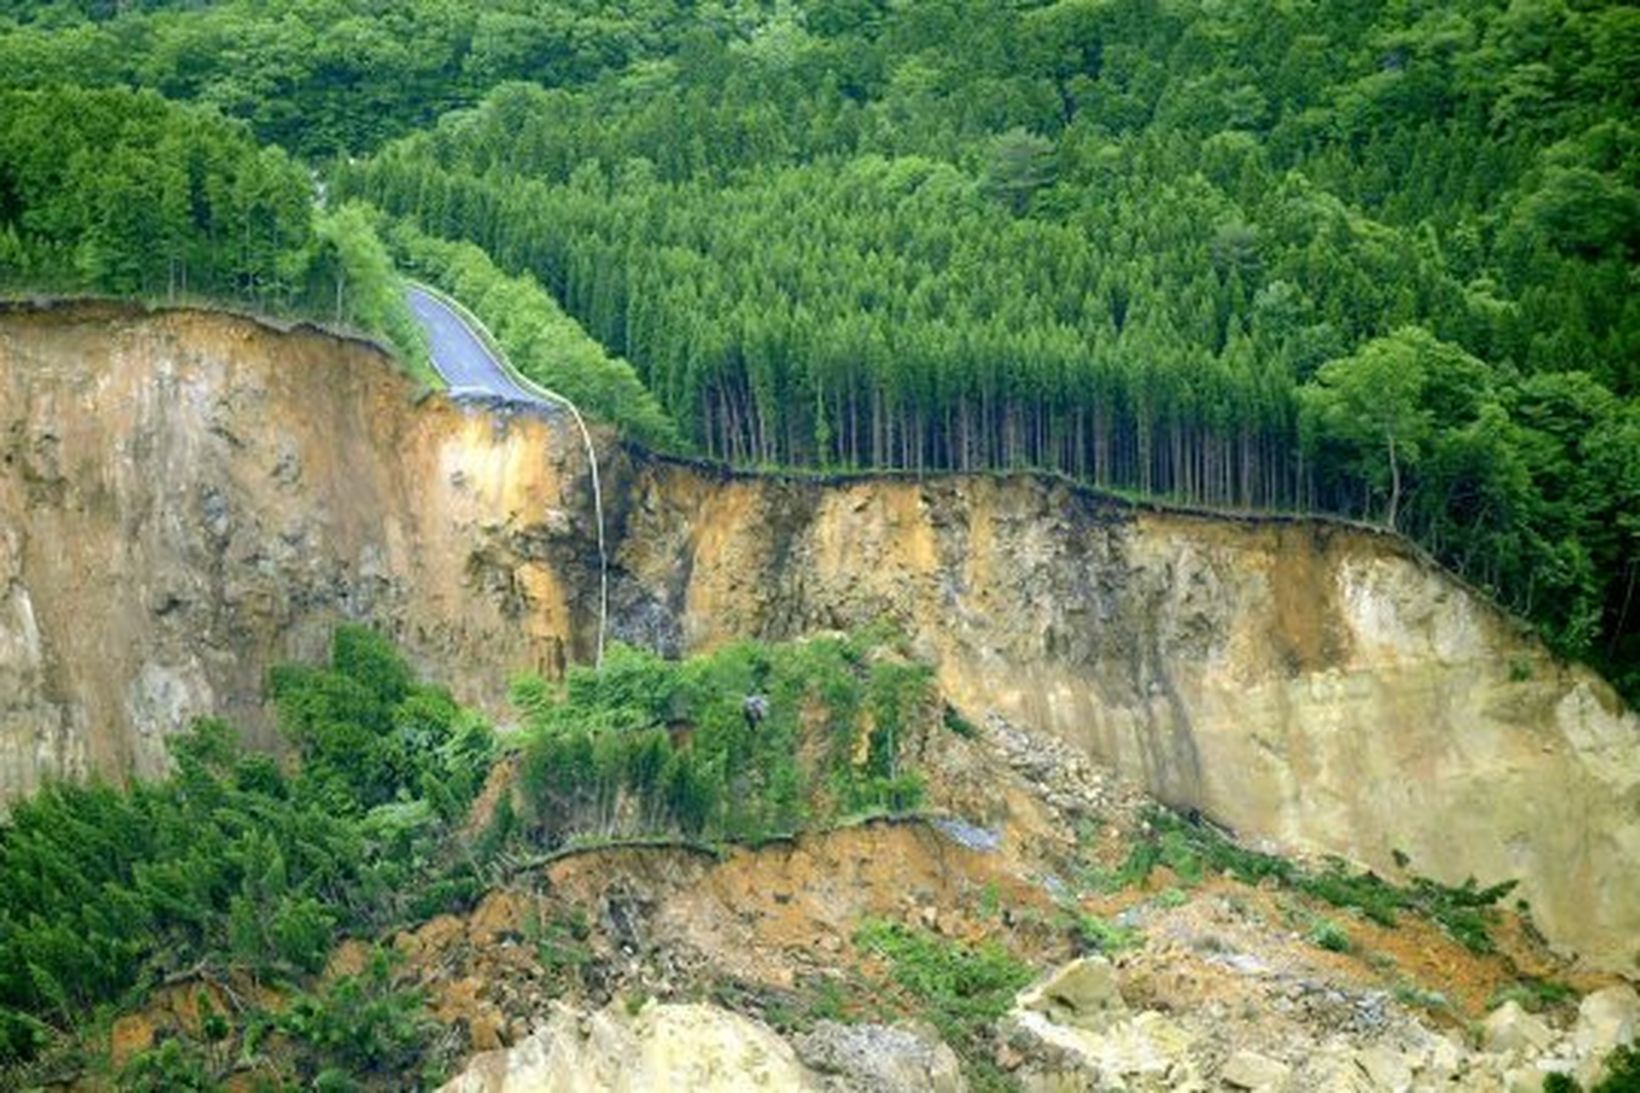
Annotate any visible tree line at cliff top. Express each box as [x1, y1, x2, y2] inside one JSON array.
[[0, 0, 1637, 697]]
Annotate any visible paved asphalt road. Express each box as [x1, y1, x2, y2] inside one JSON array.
[[406, 286, 544, 404]]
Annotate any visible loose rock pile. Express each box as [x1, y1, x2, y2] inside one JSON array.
[[994, 957, 1640, 1093]]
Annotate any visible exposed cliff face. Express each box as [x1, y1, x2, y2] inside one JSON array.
[[0, 302, 602, 799], [1, 303, 1635, 972], [606, 463, 1639, 971]]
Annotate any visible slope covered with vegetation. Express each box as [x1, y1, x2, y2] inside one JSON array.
[[0, 0, 1636, 691], [0, 625, 943, 1082], [0, 627, 496, 1083]]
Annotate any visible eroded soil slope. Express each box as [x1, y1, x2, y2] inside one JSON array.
[[1, 302, 1635, 970], [92, 708, 1634, 1092]]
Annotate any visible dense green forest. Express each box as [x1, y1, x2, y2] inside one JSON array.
[[0, 86, 313, 302], [0, 86, 433, 376], [0, 0, 1637, 692], [0, 0, 752, 157]]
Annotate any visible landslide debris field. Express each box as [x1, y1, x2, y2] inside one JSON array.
[[8, 628, 1635, 1092]]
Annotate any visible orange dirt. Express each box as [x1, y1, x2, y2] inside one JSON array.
[[1086, 871, 1597, 1024]]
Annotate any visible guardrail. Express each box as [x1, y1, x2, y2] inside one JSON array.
[[406, 280, 609, 669]]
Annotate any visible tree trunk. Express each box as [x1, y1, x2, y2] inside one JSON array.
[[1385, 431, 1401, 531]]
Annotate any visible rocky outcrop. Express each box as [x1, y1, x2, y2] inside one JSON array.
[[1003, 958, 1200, 1090], [1002, 958, 1640, 1092], [795, 1021, 967, 1093], [1219, 1050, 1292, 1091], [438, 1001, 817, 1092], [1, 302, 1636, 971], [1014, 957, 1129, 1032], [1572, 985, 1640, 1086]]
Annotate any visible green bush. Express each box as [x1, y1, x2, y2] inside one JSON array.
[[119, 1037, 217, 1092], [1544, 1046, 1640, 1093], [514, 633, 933, 847], [943, 707, 978, 739], [1489, 977, 1578, 1015], [271, 626, 495, 815], [110, 951, 440, 1092], [1308, 918, 1352, 953], [1594, 1044, 1640, 1092], [277, 949, 435, 1085], [1068, 912, 1144, 955]]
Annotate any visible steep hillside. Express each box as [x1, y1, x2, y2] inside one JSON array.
[[0, 302, 1634, 973], [0, 301, 600, 797], [605, 459, 1640, 973]]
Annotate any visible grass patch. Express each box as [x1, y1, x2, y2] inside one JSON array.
[[853, 919, 1033, 1089], [1489, 976, 1578, 1015], [1156, 887, 1190, 910], [1115, 808, 1518, 953], [978, 881, 1003, 921], [1393, 982, 1453, 1015], [526, 908, 594, 987], [720, 973, 883, 1038]]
